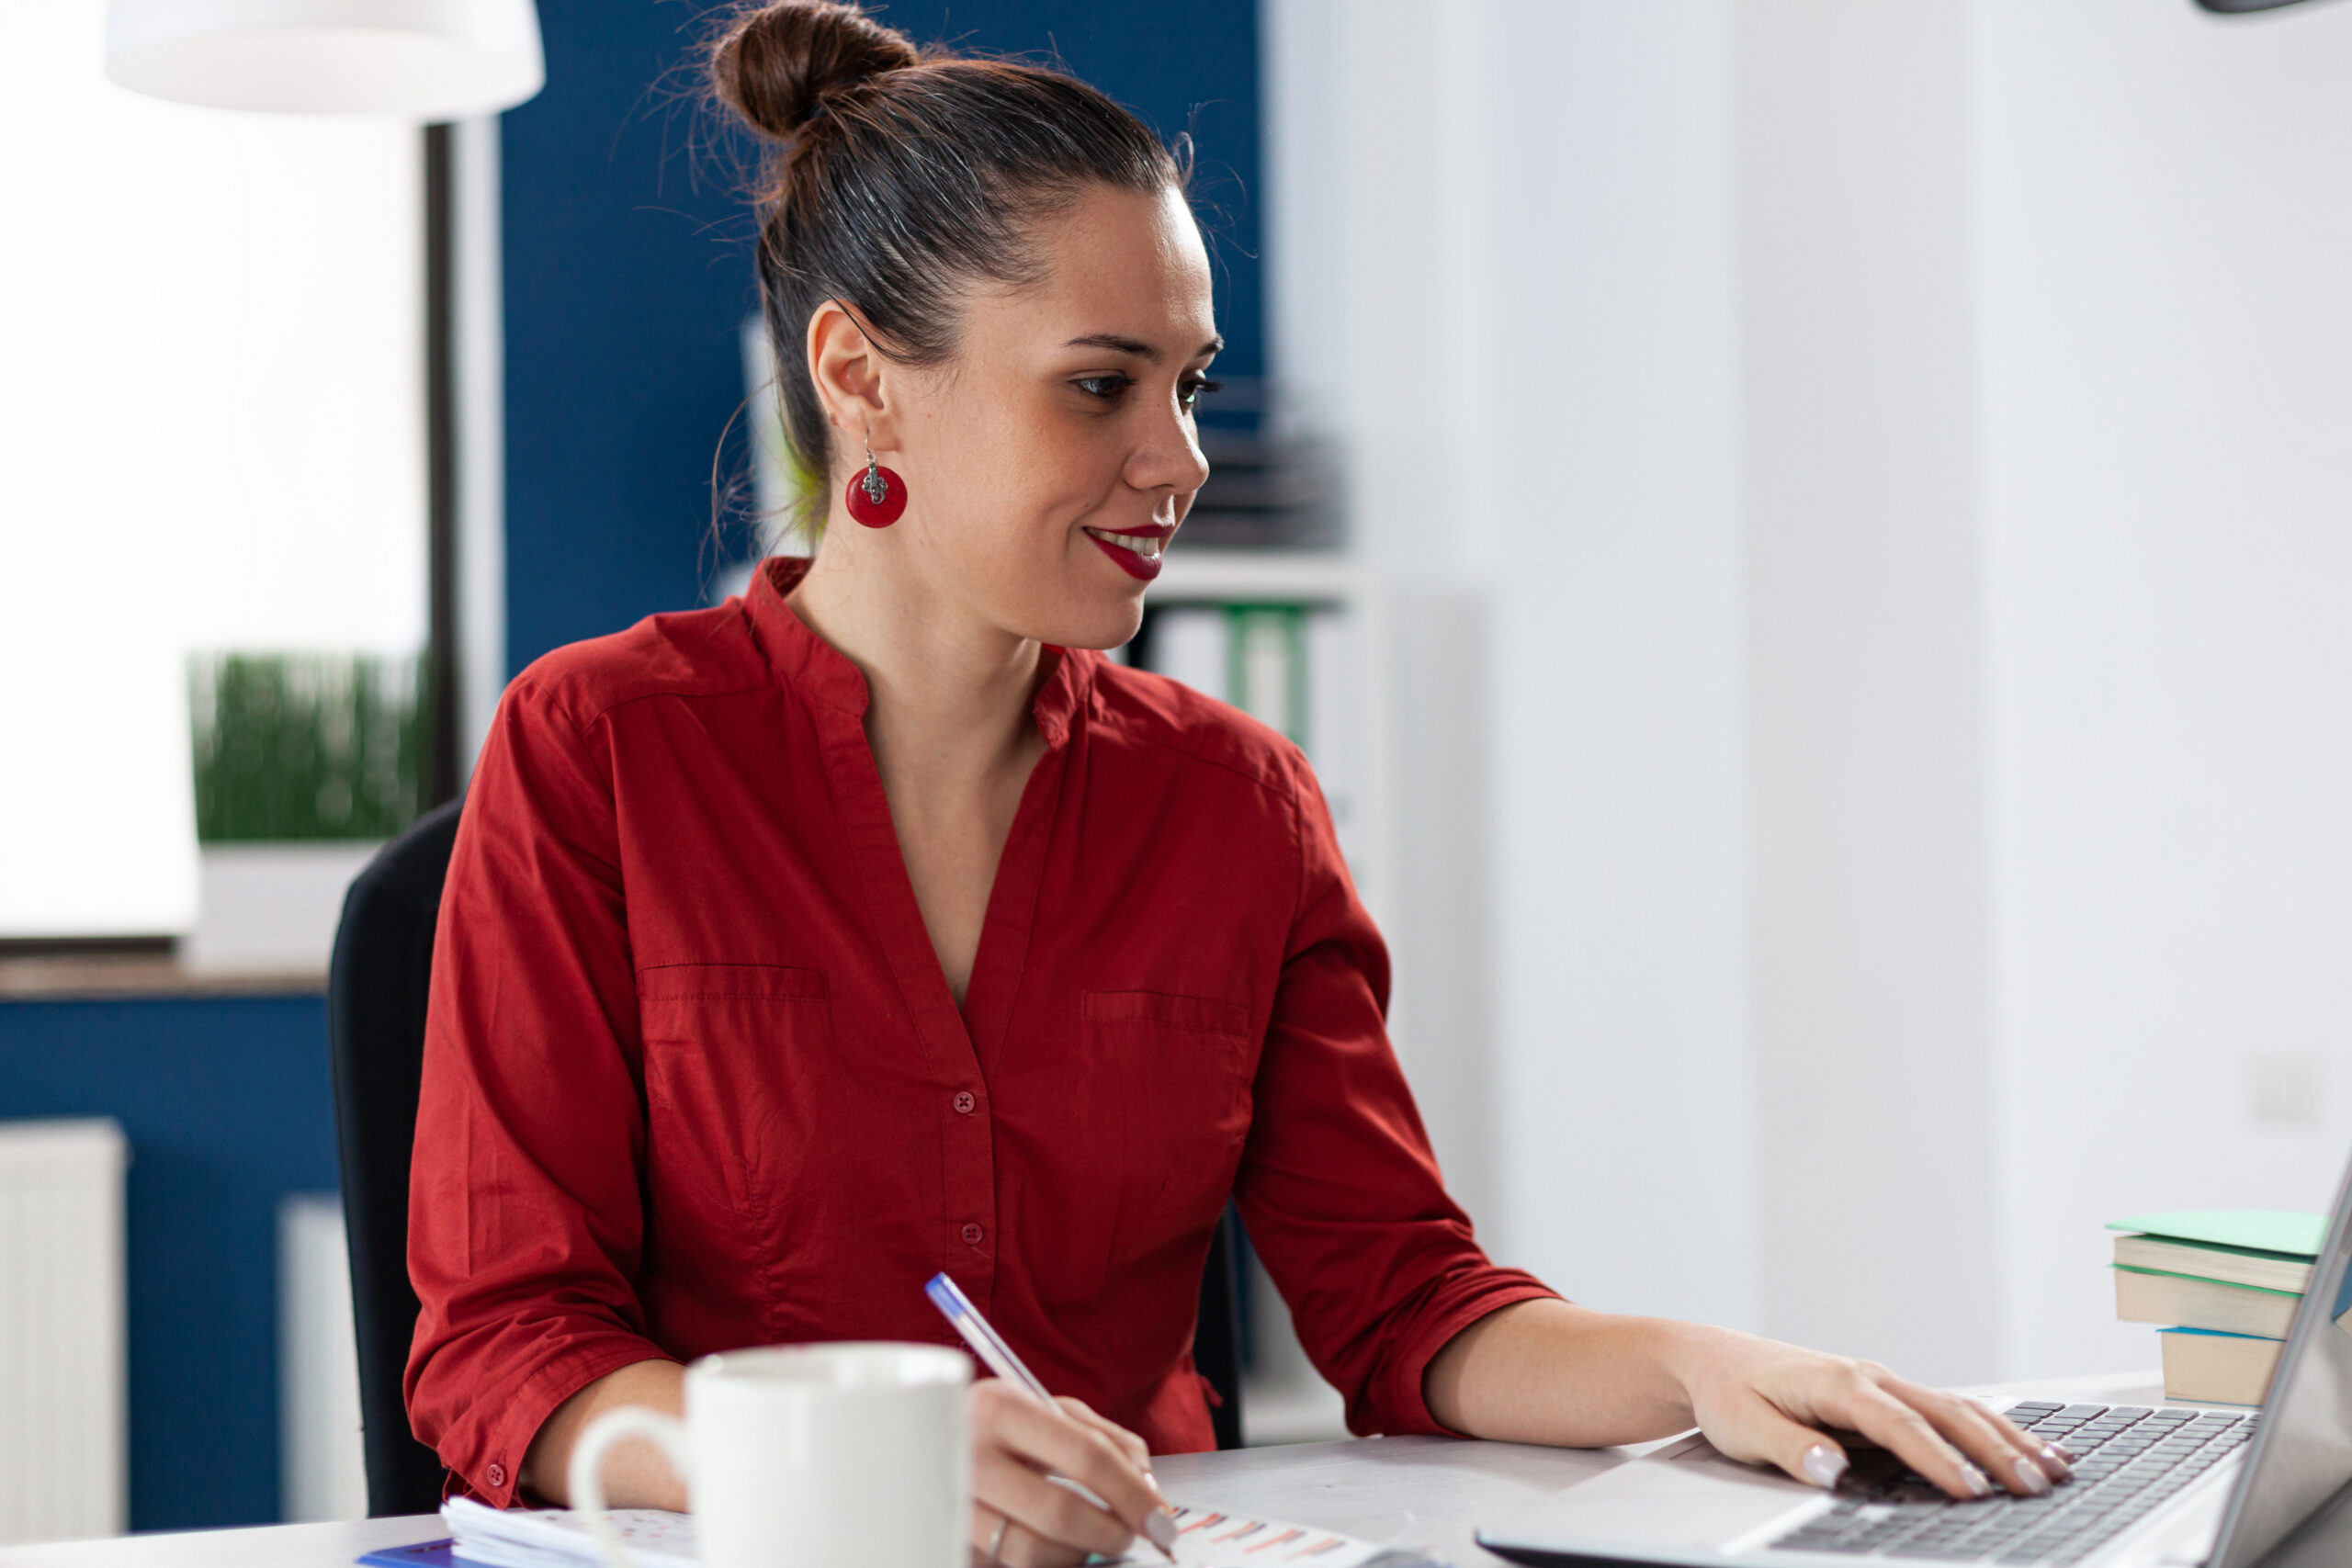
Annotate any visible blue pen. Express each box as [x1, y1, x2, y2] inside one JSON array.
[[927, 1272, 1180, 1562]]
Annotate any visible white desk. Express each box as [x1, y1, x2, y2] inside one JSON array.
[[0, 1372, 2172, 1568]]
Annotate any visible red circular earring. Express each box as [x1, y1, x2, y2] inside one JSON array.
[[844, 441, 907, 528]]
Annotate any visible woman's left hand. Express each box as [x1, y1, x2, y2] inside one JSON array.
[[1671, 1326, 2072, 1499], [1424, 1299, 2073, 1502]]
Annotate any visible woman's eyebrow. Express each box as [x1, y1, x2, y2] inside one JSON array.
[[1062, 332, 1226, 362]]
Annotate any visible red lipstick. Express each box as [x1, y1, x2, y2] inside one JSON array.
[[1082, 524, 1172, 582]]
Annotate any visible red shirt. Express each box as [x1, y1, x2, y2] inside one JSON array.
[[405, 557, 1554, 1504]]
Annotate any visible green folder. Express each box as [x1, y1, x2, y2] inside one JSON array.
[[2105, 1211, 2325, 1259]]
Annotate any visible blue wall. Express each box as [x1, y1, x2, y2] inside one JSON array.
[[0, 996, 339, 1531], [502, 0, 1263, 671]]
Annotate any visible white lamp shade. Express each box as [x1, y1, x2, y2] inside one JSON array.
[[106, 0, 543, 118]]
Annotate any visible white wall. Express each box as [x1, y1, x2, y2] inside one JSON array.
[[1737, 0, 2000, 1383], [1265, 0, 1758, 1329], [1267, 0, 2352, 1388], [1476, 5, 1755, 1334], [1978, 0, 2352, 1380]]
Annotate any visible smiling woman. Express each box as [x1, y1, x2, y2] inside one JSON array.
[[790, 184, 1218, 650], [402, 7, 2072, 1568]]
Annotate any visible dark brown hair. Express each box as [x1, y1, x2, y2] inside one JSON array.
[[707, 1, 1187, 521]]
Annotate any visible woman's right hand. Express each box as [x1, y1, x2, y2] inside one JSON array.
[[967, 1380, 1174, 1567]]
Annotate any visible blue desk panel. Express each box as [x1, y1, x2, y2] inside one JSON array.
[[0, 994, 339, 1531]]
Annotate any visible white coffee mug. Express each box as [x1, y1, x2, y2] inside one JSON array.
[[569, 1341, 972, 1568]]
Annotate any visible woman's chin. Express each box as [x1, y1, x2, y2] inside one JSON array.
[[1027, 592, 1147, 655]]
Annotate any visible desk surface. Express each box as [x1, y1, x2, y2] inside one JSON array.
[[0, 1372, 2169, 1568]]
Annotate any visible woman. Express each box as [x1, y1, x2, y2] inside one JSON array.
[[404, 5, 2072, 1563]]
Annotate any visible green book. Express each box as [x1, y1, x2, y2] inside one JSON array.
[[2105, 1210, 2325, 1258]]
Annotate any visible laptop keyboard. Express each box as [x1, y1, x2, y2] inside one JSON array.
[[1765, 1402, 2257, 1563]]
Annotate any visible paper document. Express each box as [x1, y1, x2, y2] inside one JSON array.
[[1120, 1503, 1444, 1565], [444, 1499, 694, 1568], [441, 1495, 1441, 1568]]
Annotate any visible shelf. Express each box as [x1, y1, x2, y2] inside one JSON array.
[[0, 953, 324, 1001], [1148, 549, 1366, 604]]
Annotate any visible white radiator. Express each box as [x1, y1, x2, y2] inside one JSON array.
[[0, 1119, 128, 1546], [277, 1193, 368, 1523]]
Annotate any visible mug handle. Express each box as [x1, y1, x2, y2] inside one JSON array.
[[569, 1405, 695, 1568]]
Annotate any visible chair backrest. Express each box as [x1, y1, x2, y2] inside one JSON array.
[[1196, 1208, 1246, 1450], [327, 800, 1248, 1516], [326, 796, 466, 1516]]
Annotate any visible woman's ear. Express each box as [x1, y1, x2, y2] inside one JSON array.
[[806, 300, 896, 456]]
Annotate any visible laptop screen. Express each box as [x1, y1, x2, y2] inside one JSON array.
[[2212, 1156, 2352, 1568]]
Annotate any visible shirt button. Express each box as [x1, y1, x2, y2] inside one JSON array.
[[961, 1223, 984, 1245], [486, 1461, 507, 1489], [953, 1090, 977, 1114]]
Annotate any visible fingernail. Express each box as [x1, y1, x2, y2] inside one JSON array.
[[1958, 1462, 1994, 1498], [2038, 1443, 2073, 1479], [1802, 1444, 1848, 1489], [2012, 1456, 2054, 1496], [1144, 1509, 1179, 1553], [2051, 1441, 2079, 1463]]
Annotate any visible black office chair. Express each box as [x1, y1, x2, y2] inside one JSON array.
[[327, 799, 1245, 1517], [327, 796, 468, 1516]]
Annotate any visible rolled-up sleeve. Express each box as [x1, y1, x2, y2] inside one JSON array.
[[1234, 753, 1558, 1438], [404, 672, 676, 1505]]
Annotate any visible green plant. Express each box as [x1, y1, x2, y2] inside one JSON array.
[[189, 651, 428, 842]]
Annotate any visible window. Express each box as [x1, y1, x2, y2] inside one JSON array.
[[0, 0, 425, 939]]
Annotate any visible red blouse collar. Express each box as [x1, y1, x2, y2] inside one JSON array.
[[745, 554, 1092, 749]]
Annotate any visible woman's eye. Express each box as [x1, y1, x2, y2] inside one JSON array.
[[1074, 375, 1132, 400], [1178, 377, 1224, 412]]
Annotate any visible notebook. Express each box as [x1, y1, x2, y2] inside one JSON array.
[[414, 1495, 1445, 1568]]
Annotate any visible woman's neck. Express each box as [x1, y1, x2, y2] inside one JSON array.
[[786, 538, 1045, 785], [786, 533, 1052, 1004]]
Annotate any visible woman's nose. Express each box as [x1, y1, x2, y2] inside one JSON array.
[[1127, 403, 1212, 497]]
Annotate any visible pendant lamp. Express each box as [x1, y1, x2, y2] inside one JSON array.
[[105, 0, 544, 118]]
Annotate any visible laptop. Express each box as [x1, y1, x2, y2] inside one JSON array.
[[1477, 1151, 2352, 1568]]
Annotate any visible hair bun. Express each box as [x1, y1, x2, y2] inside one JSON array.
[[710, 1, 920, 140]]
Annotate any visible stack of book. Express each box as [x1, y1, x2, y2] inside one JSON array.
[[2108, 1210, 2324, 1405]]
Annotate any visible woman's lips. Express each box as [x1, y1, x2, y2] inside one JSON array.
[[1082, 525, 1170, 582]]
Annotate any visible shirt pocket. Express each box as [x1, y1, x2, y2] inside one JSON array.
[[636, 963, 831, 1261], [1080, 989, 1257, 1267]]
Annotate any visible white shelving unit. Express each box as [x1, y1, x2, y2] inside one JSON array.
[[1148, 548, 1369, 606]]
